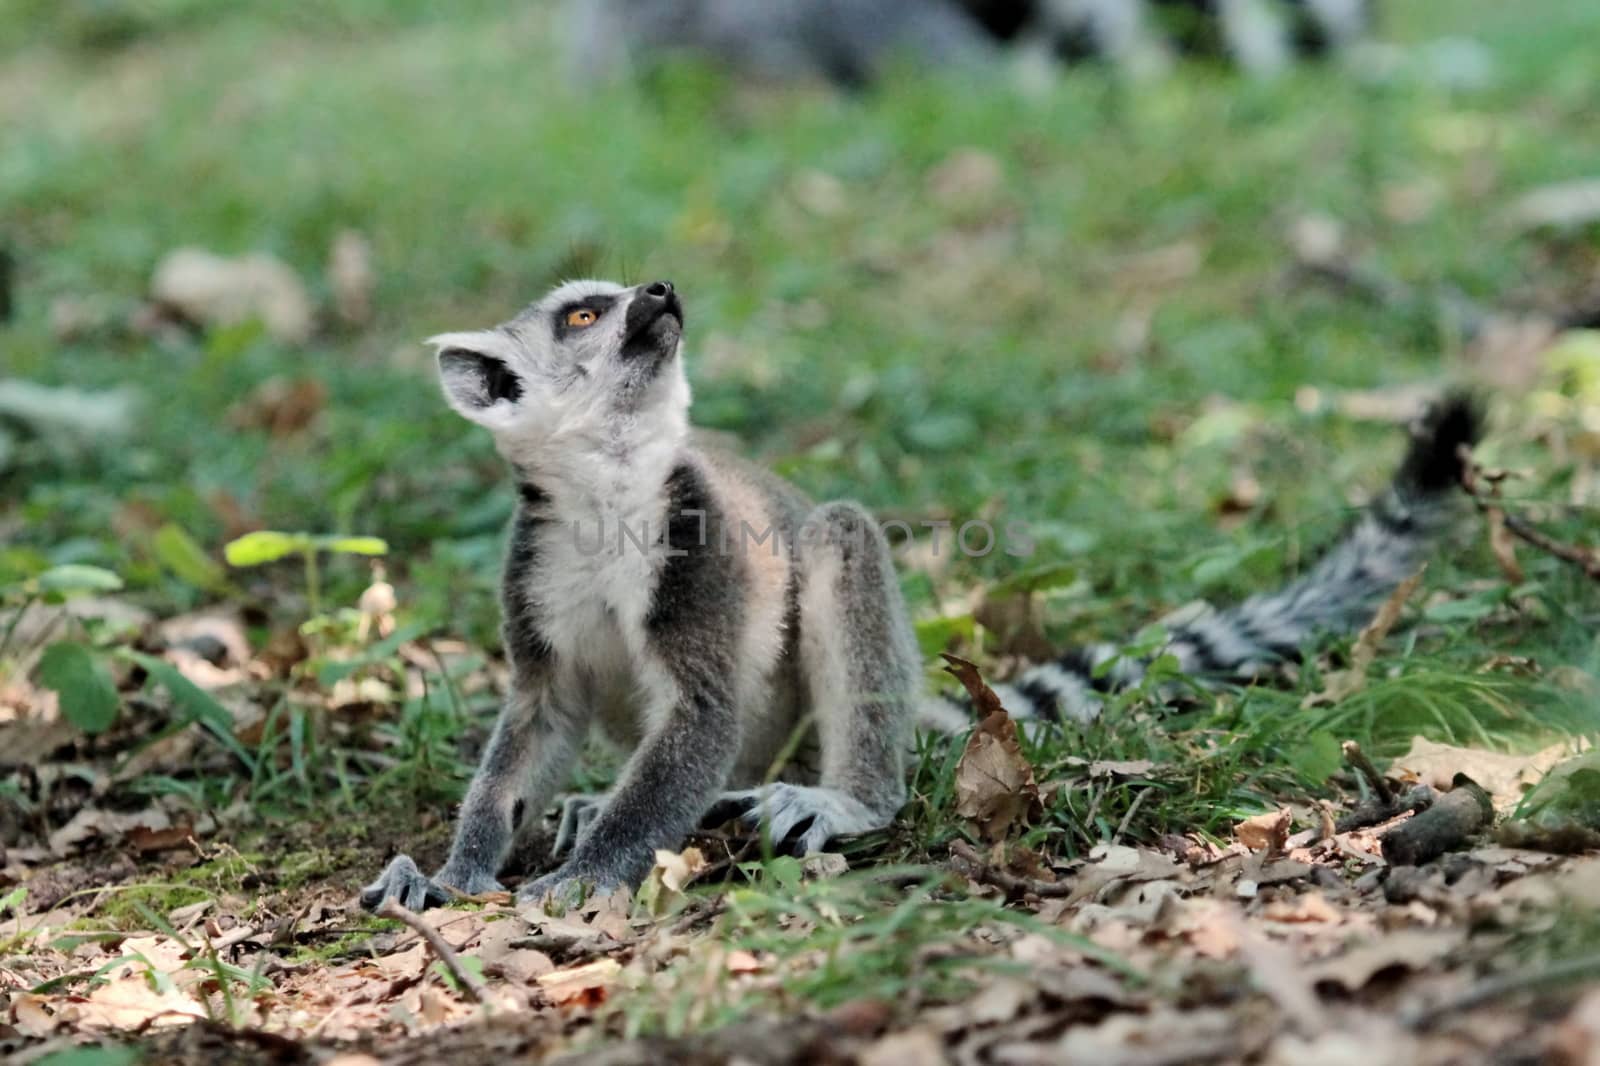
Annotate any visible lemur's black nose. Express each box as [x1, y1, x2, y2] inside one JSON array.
[[625, 280, 683, 341], [636, 280, 682, 324]]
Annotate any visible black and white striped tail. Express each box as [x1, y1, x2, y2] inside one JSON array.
[[958, 393, 1483, 726]]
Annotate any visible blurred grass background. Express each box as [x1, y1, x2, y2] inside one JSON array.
[[2, 0, 1597, 691]]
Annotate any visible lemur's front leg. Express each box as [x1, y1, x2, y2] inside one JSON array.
[[519, 653, 738, 903], [520, 524, 742, 903], [360, 681, 582, 910]]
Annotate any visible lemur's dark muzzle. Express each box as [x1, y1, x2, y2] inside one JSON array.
[[625, 280, 683, 338]]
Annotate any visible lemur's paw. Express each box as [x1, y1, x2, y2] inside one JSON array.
[[516, 864, 619, 910], [359, 854, 457, 912], [552, 794, 607, 857], [434, 862, 508, 898], [706, 783, 882, 855]]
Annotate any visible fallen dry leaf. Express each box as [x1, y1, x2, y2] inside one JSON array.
[[724, 950, 763, 975], [1266, 1023, 1421, 1066], [1235, 809, 1292, 855], [1260, 891, 1342, 924], [638, 846, 708, 916], [472, 915, 554, 985], [944, 654, 1041, 843], [1391, 736, 1574, 808], [1307, 928, 1463, 992], [1232, 916, 1323, 1034], [537, 958, 622, 1008], [78, 952, 208, 1031], [953, 705, 1041, 844], [941, 652, 1005, 719], [1035, 1006, 1260, 1063], [49, 807, 175, 857], [10, 993, 59, 1037], [1068, 844, 1183, 906], [125, 822, 194, 853]]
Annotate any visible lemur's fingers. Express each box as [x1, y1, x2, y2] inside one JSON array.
[[359, 854, 451, 912], [552, 794, 607, 857], [701, 788, 763, 827], [718, 783, 882, 854], [796, 821, 834, 856]]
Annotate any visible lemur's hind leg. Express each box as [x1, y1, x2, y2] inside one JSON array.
[[712, 502, 920, 854]]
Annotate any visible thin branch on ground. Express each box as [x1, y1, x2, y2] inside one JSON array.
[[948, 840, 1075, 899], [375, 899, 491, 1005], [1460, 449, 1600, 582], [1110, 787, 1151, 846], [1341, 740, 1393, 805]]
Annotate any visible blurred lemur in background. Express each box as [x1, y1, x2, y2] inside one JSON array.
[[570, 0, 1374, 87], [362, 279, 1478, 910]]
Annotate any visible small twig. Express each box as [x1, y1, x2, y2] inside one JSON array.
[[1110, 787, 1151, 846], [1081, 780, 1106, 839], [375, 899, 491, 1005], [948, 840, 1075, 899], [1341, 740, 1393, 805], [1336, 784, 1434, 834], [666, 897, 727, 937], [1460, 448, 1600, 582], [687, 830, 761, 883], [207, 924, 259, 952]]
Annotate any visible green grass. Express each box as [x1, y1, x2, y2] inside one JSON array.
[[3, 0, 1600, 1022]]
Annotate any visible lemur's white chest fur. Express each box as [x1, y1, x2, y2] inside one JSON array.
[[513, 411, 689, 745]]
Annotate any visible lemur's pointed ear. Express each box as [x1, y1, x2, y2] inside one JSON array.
[[427, 331, 524, 424]]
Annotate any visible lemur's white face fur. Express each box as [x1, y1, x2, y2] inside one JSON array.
[[429, 279, 690, 481]]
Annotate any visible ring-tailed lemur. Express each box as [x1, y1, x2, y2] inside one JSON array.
[[571, 0, 1372, 87], [360, 278, 1478, 910]]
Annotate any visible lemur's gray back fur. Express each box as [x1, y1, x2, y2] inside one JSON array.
[[985, 395, 1481, 724]]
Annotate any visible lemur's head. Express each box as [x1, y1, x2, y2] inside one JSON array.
[[428, 279, 689, 466]]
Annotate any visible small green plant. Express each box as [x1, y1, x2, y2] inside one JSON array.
[[10, 563, 126, 732], [223, 530, 388, 618]]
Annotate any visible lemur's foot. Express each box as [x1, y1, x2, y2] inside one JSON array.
[[359, 854, 504, 912], [360, 855, 449, 912], [517, 862, 620, 910], [704, 783, 884, 855], [552, 794, 607, 857]]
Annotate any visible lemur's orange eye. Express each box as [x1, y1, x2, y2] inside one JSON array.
[[566, 308, 599, 328]]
